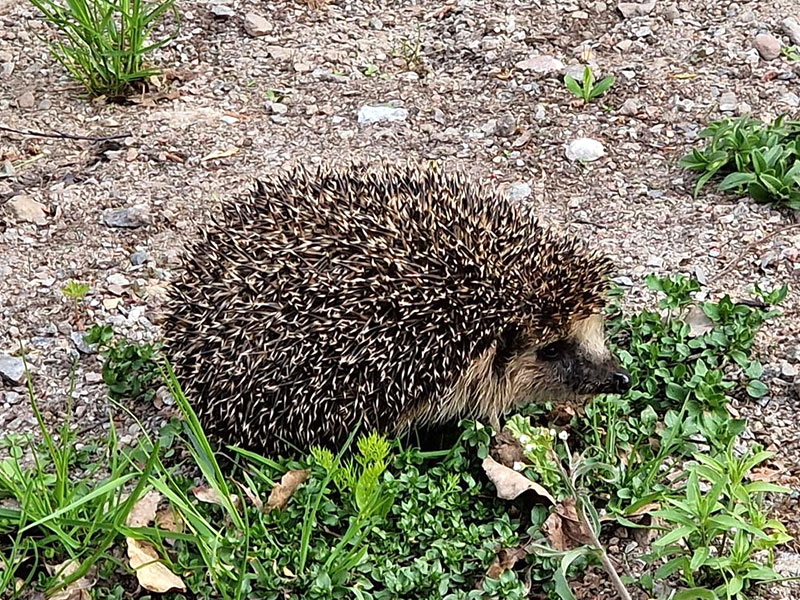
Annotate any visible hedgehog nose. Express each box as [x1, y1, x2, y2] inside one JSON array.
[[609, 369, 631, 394]]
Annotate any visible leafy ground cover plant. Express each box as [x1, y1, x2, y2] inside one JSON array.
[[564, 66, 616, 103], [2, 274, 791, 600], [680, 115, 800, 209], [29, 0, 179, 97]]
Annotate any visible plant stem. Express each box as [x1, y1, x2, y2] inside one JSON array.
[[574, 498, 632, 600]]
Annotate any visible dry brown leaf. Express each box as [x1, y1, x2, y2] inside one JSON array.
[[485, 545, 529, 580], [685, 305, 714, 337], [490, 430, 526, 468], [201, 147, 239, 162], [155, 506, 184, 534], [126, 538, 186, 593], [747, 463, 785, 483], [46, 560, 93, 600], [481, 456, 555, 504], [234, 479, 264, 511], [192, 485, 240, 508], [544, 499, 594, 551], [126, 490, 161, 528], [267, 469, 310, 511]]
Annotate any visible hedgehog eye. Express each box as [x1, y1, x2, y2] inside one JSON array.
[[538, 341, 565, 361]]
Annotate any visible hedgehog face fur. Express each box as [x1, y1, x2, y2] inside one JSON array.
[[164, 162, 630, 455]]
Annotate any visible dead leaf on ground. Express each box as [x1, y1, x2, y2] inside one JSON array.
[[549, 403, 577, 425], [544, 499, 594, 551], [267, 469, 310, 511], [155, 505, 184, 536], [192, 485, 240, 509], [126, 490, 161, 528], [485, 545, 529, 580], [481, 456, 555, 504], [46, 559, 94, 600], [234, 479, 264, 511], [201, 147, 239, 162], [685, 305, 714, 337], [126, 538, 186, 593], [747, 462, 786, 483], [490, 430, 526, 468]]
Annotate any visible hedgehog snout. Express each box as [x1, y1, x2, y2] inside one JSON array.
[[606, 369, 631, 394]]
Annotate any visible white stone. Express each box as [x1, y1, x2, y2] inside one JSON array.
[[565, 138, 605, 162], [515, 55, 565, 76], [8, 195, 47, 224], [357, 105, 408, 125], [244, 12, 272, 37]]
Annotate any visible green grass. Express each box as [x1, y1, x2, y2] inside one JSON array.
[[0, 275, 793, 600], [29, 0, 179, 97], [680, 115, 800, 209]]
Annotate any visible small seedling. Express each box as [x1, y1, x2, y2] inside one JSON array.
[[564, 66, 616, 103], [362, 64, 379, 77], [61, 280, 90, 324], [394, 23, 425, 72], [782, 45, 800, 62]]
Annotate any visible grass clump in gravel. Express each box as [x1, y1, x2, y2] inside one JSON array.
[[681, 115, 800, 210], [28, 0, 179, 98], [0, 275, 792, 600]]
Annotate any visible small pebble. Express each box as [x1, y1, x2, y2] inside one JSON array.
[[244, 12, 272, 37], [0, 355, 25, 385], [753, 33, 781, 61], [565, 138, 605, 162], [357, 105, 408, 125]]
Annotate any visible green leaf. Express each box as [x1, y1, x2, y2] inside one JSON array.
[[745, 380, 769, 398], [726, 575, 743, 596], [744, 482, 791, 495], [564, 75, 583, 99], [690, 546, 709, 570], [719, 171, 756, 190], [673, 588, 718, 600], [589, 76, 615, 99], [707, 514, 767, 538], [653, 524, 695, 546]]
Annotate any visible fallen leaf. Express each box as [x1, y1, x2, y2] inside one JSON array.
[[155, 506, 184, 534], [267, 469, 310, 511], [46, 560, 94, 600], [126, 538, 186, 593], [481, 456, 555, 504], [126, 490, 161, 528], [549, 403, 576, 425], [192, 485, 240, 508], [544, 499, 594, 551], [485, 545, 529, 579], [201, 147, 239, 162], [748, 462, 785, 483], [234, 479, 264, 511], [685, 305, 714, 337], [490, 430, 526, 468]]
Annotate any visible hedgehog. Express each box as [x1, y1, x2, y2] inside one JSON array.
[[163, 162, 631, 455]]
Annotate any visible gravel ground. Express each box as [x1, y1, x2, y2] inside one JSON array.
[[1, 0, 799, 597]]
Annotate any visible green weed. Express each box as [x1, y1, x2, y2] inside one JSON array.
[[564, 66, 616, 104], [680, 115, 800, 208], [29, 0, 179, 97]]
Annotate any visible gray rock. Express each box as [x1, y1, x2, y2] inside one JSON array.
[[617, 2, 655, 18], [515, 55, 565, 76], [782, 17, 800, 46], [102, 205, 150, 228], [506, 182, 532, 202], [565, 138, 605, 162], [244, 12, 272, 37], [268, 101, 288, 114], [210, 4, 234, 17], [781, 361, 798, 379], [130, 250, 148, 266], [16, 90, 34, 109], [613, 276, 634, 287], [4, 391, 21, 405], [0, 355, 25, 385], [781, 92, 800, 108], [494, 113, 517, 137], [719, 91, 737, 112], [753, 33, 781, 60], [619, 97, 641, 116], [357, 105, 408, 125], [7, 194, 47, 224], [70, 331, 97, 355], [663, 5, 680, 21]]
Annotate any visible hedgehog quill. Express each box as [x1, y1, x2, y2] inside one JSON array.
[[163, 163, 630, 455]]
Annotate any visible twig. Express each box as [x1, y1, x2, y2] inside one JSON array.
[[0, 124, 131, 142], [712, 223, 800, 283]]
